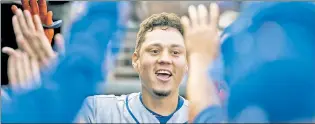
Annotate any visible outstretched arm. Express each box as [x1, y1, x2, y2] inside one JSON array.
[[181, 3, 225, 123], [1, 2, 120, 123]]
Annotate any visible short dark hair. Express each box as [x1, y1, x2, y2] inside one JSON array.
[[135, 12, 184, 53]]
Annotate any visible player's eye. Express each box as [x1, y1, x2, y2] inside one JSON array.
[[172, 50, 180, 55], [173, 51, 179, 55], [150, 49, 160, 54]]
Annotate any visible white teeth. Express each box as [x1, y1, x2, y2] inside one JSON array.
[[156, 70, 171, 75]]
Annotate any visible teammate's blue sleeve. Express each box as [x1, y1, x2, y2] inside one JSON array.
[[1, 2, 119, 123], [193, 105, 226, 123]]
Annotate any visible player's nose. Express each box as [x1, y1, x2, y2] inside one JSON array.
[[157, 50, 172, 65]]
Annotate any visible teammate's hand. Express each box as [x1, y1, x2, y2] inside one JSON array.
[[12, 9, 64, 67], [2, 47, 40, 92], [11, 0, 60, 43], [181, 3, 220, 66], [2, 33, 64, 92]]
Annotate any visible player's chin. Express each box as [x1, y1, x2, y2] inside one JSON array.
[[152, 89, 172, 97]]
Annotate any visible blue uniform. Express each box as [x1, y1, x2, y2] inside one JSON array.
[[1, 2, 120, 122], [194, 2, 315, 123]]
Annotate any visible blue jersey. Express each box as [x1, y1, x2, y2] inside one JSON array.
[[194, 2, 315, 123], [1, 2, 120, 123]]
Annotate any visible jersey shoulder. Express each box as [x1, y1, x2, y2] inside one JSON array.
[[88, 92, 140, 110], [81, 92, 140, 123], [90, 92, 140, 105]]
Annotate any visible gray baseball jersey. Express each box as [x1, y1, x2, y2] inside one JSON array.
[[75, 92, 189, 123]]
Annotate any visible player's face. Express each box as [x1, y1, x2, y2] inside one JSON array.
[[134, 27, 187, 97]]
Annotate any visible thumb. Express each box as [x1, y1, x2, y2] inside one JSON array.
[[54, 33, 65, 54], [2, 47, 17, 56]]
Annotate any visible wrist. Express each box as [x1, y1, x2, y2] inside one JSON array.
[[188, 54, 214, 68]]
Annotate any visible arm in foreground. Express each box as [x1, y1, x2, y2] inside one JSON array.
[[1, 2, 119, 123], [180, 3, 226, 123]]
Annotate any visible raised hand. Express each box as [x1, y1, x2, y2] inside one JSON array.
[[181, 3, 222, 122], [2, 47, 40, 92], [11, 0, 58, 43], [3, 11, 64, 91], [11, 9, 64, 67], [181, 3, 220, 66]]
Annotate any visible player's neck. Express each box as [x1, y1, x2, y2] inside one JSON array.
[[141, 88, 179, 116]]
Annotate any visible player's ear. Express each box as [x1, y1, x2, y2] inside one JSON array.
[[132, 52, 140, 72]]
